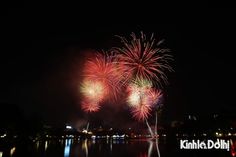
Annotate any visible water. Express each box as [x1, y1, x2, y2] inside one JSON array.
[[1, 138, 234, 157]]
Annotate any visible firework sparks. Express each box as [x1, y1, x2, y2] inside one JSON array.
[[80, 80, 107, 113], [79, 32, 171, 126], [131, 104, 152, 121], [83, 51, 122, 101], [81, 101, 100, 113], [127, 79, 152, 107], [127, 79, 162, 121], [113, 32, 173, 87], [80, 80, 107, 103]]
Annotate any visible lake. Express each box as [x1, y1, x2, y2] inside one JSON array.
[[0, 137, 234, 157]]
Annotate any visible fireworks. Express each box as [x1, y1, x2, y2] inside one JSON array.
[[81, 101, 100, 113], [80, 51, 123, 113], [127, 79, 152, 107], [113, 32, 173, 87], [80, 80, 107, 103], [83, 52, 122, 101], [79, 32, 172, 122], [127, 79, 162, 121], [80, 80, 106, 113]]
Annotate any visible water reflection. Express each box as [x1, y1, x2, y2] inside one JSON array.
[[110, 139, 112, 152], [64, 139, 72, 157], [138, 153, 148, 157], [147, 140, 153, 157], [44, 141, 48, 151], [139, 139, 160, 157], [231, 139, 236, 157], [10, 147, 16, 156], [36, 141, 40, 150], [1, 137, 234, 157], [82, 139, 88, 157]]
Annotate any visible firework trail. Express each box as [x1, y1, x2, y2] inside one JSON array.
[[126, 78, 162, 157], [155, 138, 161, 157], [148, 140, 153, 157], [112, 32, 173, 88]]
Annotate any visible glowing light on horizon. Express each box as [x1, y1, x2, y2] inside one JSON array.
[[66, 125, 72, 129]]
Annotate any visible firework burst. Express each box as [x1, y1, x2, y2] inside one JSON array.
[[127, 78, 152, 107], [80, 80, 107, 103], [127, 79, 162, 121], [83, 51, 122, 101], [113, 32, 173, 87], [80, 80, 106, 112], [81, 101, 100, 113]]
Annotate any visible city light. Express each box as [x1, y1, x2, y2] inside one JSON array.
[[0, 134, 6, 138], [66, 125, 72, 129], [215, 132, 223, 137], [82, 129, 88, 134]]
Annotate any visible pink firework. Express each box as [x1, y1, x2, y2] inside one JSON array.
[[127, 79, 162, 121], [83, 51, 122, 101], [113, 32, 173, 87], [131, 103, 152, 121], [81, 101, 100, 113]]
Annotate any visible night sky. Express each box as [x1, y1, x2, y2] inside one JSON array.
[[1, 4, 235, 128]]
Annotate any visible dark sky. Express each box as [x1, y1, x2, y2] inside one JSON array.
[[1, 4, 235, 127]]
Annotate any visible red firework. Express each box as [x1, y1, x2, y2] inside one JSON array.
[[113, 32, 173, 87], [83, 51, 122, 101], [81, 101, 100, 113], [127, 79, 162, 121], [131, 103, 152, 121]]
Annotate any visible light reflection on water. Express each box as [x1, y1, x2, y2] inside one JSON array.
[[81, 139, 88, 157], [44, 141, 48, 151], [10, 147, 16, 156], [0, 138, 234, 157], [59, 138, 153, 157], [61, 138, 233, 157], [64, 139, 71, 157]]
